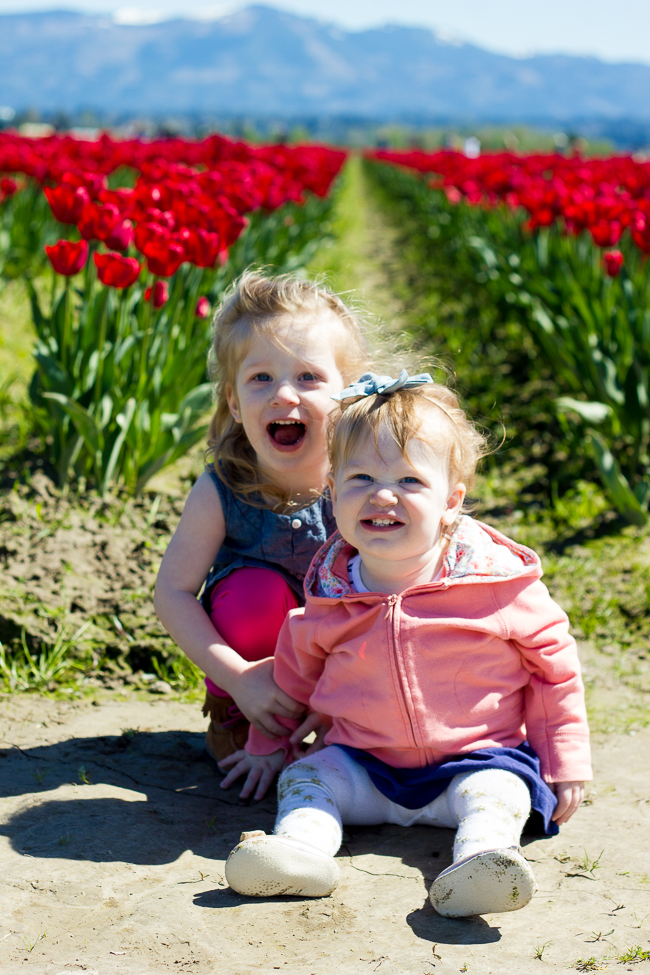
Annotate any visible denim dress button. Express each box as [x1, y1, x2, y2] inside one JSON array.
[[291, 518, 302, 530]]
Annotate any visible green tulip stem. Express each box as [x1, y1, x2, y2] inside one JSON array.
[[61, 276, 72, 371], [137, 274, 154, 397], [93, 288, 110, 411]]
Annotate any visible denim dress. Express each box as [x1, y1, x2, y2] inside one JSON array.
[[201, 465, 337, 610]]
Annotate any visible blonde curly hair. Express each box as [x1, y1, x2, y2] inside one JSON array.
[[206, 270, 372, 507]]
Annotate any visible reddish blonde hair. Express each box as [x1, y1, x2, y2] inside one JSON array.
[[206, 270, 372, 506], [329, 383, 488, 492]]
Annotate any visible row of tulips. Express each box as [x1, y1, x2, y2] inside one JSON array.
[[369, 149, 650, 258], [0, 131, 346, 493], [366, 152, 650, 526]]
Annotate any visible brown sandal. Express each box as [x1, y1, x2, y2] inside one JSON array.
[[202, 690, 251, 765]]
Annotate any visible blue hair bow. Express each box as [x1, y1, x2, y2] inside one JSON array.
[[331, 369, 434, 402]]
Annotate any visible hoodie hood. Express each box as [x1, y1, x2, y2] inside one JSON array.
[[305, 515, 540, 599]]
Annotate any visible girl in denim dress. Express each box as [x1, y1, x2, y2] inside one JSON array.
[[155, 271, 371, 764]]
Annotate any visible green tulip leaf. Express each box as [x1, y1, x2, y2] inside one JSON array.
[[42, 392, 101, 454], [556, 397, 612, 424], [588, 432, 648, 526]]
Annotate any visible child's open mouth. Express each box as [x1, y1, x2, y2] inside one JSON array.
[[361, 517, 404, 531], [268, 420, 306, 448]]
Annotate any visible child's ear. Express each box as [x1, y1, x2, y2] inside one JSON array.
[[225, 383, 241, 423], [326, 471, 337, 503], [441, 482, 466, 525]]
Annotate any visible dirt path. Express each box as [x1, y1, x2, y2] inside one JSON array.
[[1, 162, 650, 975], [0, 693, 649, 975]]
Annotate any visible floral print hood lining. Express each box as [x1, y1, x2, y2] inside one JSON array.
[[305, 515, 540, 599]]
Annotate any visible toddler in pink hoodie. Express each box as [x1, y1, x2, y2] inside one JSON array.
[[223, 371, 591, 917]]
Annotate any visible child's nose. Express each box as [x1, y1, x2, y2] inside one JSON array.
[[271, 381, 300, 406], [370, 487, 398, 506]]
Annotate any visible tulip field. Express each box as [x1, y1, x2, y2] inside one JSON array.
[[0, 132, 648, 518], [0, 131, 345, 493], [365, 149, 650, 526]]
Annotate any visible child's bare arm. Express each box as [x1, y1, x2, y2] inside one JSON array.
[[551, 781, 585, 824], [154, 472, 302, 738]]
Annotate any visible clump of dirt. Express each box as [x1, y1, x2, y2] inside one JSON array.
[[0, 471, 185, 684]]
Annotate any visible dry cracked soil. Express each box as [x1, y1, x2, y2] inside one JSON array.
[[1, 694, 649, 975]]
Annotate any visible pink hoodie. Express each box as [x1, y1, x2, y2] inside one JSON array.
[[248, 516, 592, 783]]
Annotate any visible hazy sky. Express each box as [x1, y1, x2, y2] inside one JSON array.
[[2, 0, 650, 64]]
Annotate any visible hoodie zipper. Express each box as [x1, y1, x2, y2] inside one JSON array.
[[385, 593, 418, 748]]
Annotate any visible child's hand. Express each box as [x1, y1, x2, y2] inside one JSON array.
[[218, 748, 285, 801], [551, 781, 585, 824], [232, 658, 304, 739], [289, 711, 333, 760]]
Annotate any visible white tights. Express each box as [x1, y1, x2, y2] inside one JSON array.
[[274, 746, 531, 861]]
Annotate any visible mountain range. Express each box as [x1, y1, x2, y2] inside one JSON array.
[[1, 6, 649, 122]]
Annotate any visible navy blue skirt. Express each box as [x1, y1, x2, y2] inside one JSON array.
[[336, 741, 559, 836]]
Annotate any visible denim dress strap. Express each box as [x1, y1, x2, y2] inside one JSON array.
[[201, 465, 337, 608]]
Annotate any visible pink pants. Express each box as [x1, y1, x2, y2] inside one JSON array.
[[205, 567, 300, 697]]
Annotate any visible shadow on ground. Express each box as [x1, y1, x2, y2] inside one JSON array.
[[0, 728, 557, 948], [0, 729, 277, 865]]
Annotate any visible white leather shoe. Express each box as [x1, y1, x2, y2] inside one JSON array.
[[429, 847, 537, 918], [225, 831, 340, 898]]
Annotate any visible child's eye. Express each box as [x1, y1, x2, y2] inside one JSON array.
[[299, 372, 317, 382], [353, 473, 373, 482], [401, 476, 421, 484], [252, 373, 272, 382]]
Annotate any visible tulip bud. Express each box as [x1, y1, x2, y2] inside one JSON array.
[[145, 280, 169, 309], [94, 251, 141, 289], [195, 296, 210, 318], [105, 218, 134, 252], [1, 177, 18, 198], [45, 239, 89, 276], [602, 250, 624, 277]]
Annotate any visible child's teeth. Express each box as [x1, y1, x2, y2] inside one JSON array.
[[372, 518, 394, 525]]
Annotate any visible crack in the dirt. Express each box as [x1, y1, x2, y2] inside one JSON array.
[[345, 859, 421, 881], [4, 743, 266, 809]]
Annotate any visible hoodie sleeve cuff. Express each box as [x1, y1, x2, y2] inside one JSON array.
[[246, 716, 300, 758], [529, 732, 593, 783]]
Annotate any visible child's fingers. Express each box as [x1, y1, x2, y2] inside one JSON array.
[[253, 768, 276, 801], [218, 749, 247, 770], [220, 759, 250, 790], [289, 712, 321, 744], [552, 784, 584, 824], [273, 687, 305, 717], [239, 767, 262, 800]]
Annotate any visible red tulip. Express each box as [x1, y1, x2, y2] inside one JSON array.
[[630, 212, 650, 254], [145, 207, 175, 231], [78, 201, 121, 242], [134, 220, 170, 253], [45, 239, 89, 276], [44, 184, 90, 224], [1, 177, 18, 197], [94, 251, 141, 289], [602, 250, 624, 277], [105, 218, 134, 252], [143, 238, 185, 277], [180, 228, 221, 267], [210, 200, 247, 248], [61, 169, 107, 200], [99, 187, 135, 214], [144, 280, 169, 308], [589, 219, 622, 248], [195, 296, 210, 318]]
